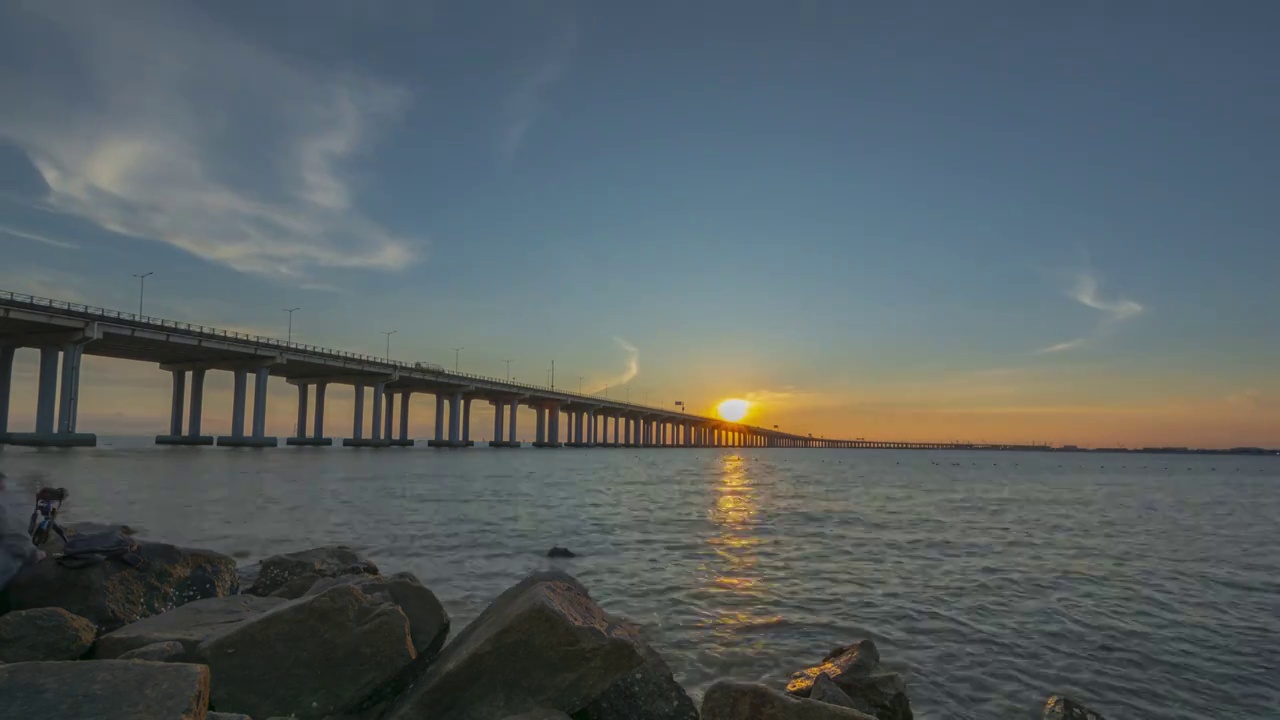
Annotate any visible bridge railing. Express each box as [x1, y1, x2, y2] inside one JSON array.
[[1, 289, 779, 431]]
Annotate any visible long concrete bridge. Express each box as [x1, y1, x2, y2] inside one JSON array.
[[0, 290, 1025, 451]]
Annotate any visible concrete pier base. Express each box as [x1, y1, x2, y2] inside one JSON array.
[[155, 435, 215, 446], [1, 432, 97, 447], [427, 439, 472, 448], [286, 437, 333, 446], [216, 436, 278, 448], [389, 439, 415, 447], [532, 441, 563, 448], [488, 441, 522, 448], [343, 438, 391, 448], [566, 442, 594, 448]]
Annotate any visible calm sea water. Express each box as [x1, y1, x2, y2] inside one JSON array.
[[2, 440, 1277, 719]]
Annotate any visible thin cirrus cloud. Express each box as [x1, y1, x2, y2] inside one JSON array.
[[0, 223, 78, 249], [0, 0, 419, 280], [589, 337, 640, 392], [499, 21, 577, 164], [1038, 272, 1144, 354]]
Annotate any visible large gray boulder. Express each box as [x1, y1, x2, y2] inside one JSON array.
[[702, 682, 876, 720], [809, 673, 857, 709], [1043, 695, 1106, 719], [306, 571, 449, 659], [195, 584, 415, 719], [0, 659, 210, 720], [244, 545, 378, 597], [119, 640, 187, 662], [0, 607, 96, 662], [786, 640, 912, 720], [382, 571, 647, 720], [5, 539, 239, 632], [94, 594, 287, 661], [572, 628, 698, 720]]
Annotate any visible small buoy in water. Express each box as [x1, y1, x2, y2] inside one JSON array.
[[547, 546, 575, 558]]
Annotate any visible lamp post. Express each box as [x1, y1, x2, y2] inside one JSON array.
[[502, 359, 513, 382], [452, 347, 464, 373], [132, 272, 153, 317], [382, 330, 397, 361], [578, 376, 584, 394], [283, 307, 300, 343]]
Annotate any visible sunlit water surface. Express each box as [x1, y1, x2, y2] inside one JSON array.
[[3, 441, 1277, 719]]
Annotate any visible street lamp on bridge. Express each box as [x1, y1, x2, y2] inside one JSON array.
[[502, 358, 513, 381], [382, 330, 397, 361], [132, 272, 153, 317], [283, 307, 300, 343], [452, 347, 464, 373]]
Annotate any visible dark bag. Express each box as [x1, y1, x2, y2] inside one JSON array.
[[56, 530, 143, 569]]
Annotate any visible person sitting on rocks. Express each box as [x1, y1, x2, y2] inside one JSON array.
[[28, 486, 69, 547]]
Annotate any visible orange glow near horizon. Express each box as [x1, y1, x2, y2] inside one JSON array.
[[716, 398, 751, 422]]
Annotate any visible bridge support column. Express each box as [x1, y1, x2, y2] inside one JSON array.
[[371, 382, 385, 442], [447, 394, 460, 444], [34, 347, 57, 435], [533, 405, 547, 446], [0, 346, 13, 437], [491, 401, 504, 444], [390, 392, 413, 446], [288, 381, 332, 446], [218, 367, 276, 447], [548, 404, 561, 446], [431, 394, 445, 445], [462, 397, 473, 446], [506, 399, 520, 447]]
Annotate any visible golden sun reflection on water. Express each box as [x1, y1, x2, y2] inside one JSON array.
[[697, 454, 784, 640]]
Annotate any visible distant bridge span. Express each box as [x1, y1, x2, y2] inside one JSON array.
[[0, 290, 1041, 451]]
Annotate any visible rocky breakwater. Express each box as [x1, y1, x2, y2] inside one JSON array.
[[1, 538, 1108, 720]]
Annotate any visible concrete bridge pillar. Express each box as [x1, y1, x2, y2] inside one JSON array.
[[231, 370, 248, 438], [508, 399, 519, 446], [435, 392, 445, 443], [448, 392, 461, 445], [396, 392, 412, 445], [167, 370, 186, 437], [371, 382, 385, 441], [295, 383, 309, 439], [314, 383, 326, 438], [492, 400, 505, 443], [462, 397, 472, 446], [383, 387, 395, 442], [587, 409, 596, 446], [0, 346, 12, 436], [353, 385, 366, 440], [251, 368, 270, 440], [549, 404, 561, 445], [34, 347, 58, 435]]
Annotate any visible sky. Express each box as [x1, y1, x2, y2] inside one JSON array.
[[1, 0, 1278, 447]]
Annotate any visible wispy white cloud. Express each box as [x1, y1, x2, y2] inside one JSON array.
[[589, 337, 639, 392], [1038, 272, 1144, 353], [0, 223, 78, 249], [499, 21, 577, 163], [0, 0, 420, 280]]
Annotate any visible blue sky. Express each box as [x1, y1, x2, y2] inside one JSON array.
[[1, 1, 1277, 446]]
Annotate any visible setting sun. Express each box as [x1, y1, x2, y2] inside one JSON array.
[[716, 399, 750, 422]]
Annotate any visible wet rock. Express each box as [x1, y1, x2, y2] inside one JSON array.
[[1044, 695, 1106, 720], [245, 545, 378, 597], [510, 712, 575, 720], [5, 539, 239, 633], [94, 594, 287, 661], [0, 659, 210, 720], [118, 640, 187, 662], [572, 625, 698, 720], [809, 673, 857, 709], [547, 546, 576, 558], [786, 640, 912, 720], [701, 681, 876, 720], [382, 571, 646, 720], [0, 607, 97, 662], [306, 571, 449, 658], [196, 584, 415, 719], [268, 572, 323, 599], [208, 714, 253, 720]]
